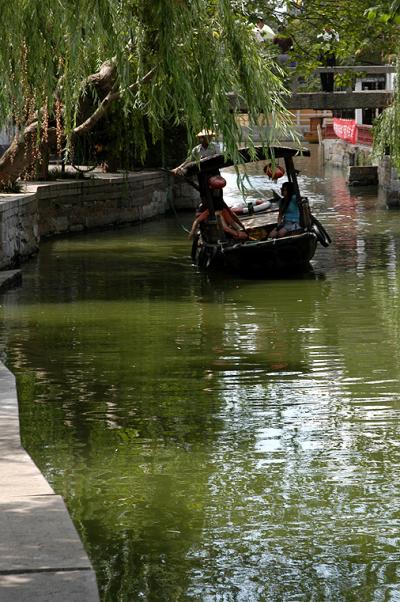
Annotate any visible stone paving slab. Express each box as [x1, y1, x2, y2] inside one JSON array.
[[0, 495, 92, 573], [0, 363, 21, 444], [0, 449, 53, 497], [0, 361, 100, 601], [0, 570, 99, 602]]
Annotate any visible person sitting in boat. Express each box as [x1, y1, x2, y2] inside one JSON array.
[[215, 197, 249, 241], [269, 181, 301, 238], [188, 195, 248, 241]]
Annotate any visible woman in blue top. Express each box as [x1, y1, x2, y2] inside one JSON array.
[[269, 181, 300, 238]]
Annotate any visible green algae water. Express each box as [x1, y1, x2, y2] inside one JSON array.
[[1, 149, 400, 601]]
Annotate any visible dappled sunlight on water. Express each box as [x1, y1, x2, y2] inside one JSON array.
[[1, 147, 400, 600]]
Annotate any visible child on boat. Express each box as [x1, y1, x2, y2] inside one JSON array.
[[268, 181, 301, 238]]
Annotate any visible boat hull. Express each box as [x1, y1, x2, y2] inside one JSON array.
[[194, 232, 318, 275]]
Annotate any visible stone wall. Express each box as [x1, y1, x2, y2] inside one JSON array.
[[348, 165, 378, 187], [322, 139, 373, 169], [0, 170, 197, 269], [323, 140, 400, 206], [377, 155, 400, 207], [0, 193, 39, 269], [35, 171, 170, 238]]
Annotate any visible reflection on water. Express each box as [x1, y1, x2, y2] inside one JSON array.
[[1, 147, 400, 600]]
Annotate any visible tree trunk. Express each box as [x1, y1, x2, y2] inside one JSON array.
[[0, 124, 57, 188], [0, 61, 154, 190], [0, 60, 119, 189]]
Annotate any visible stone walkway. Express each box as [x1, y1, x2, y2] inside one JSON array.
[[0, 360, 100, 600]]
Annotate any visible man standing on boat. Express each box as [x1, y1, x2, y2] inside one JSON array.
[[171, 130, 219, 177], [171, 130, 220, 205]]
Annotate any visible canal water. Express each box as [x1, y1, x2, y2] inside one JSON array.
[[1, 148, 400, 601]]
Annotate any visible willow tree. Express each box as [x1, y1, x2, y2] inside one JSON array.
[[0, 0, 295, 189]]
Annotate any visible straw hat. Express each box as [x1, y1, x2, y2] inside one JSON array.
[[197, 129, 216, 137]]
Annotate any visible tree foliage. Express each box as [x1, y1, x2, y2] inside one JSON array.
[[237, 1, 399, 71], [365, 0, 400, 24], [236, 1, 400, 168], [0, 0, 296, 185], [354, 0, 400, 168], [2, 1, 400, 183]]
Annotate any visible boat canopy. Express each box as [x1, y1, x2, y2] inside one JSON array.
[[182, 145, 310, 177]]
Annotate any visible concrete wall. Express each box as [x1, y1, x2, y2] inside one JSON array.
[[0, 170, 197, 269]]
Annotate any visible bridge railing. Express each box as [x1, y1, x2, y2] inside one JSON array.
[[313, 65, 395, 75], [229, 65, 395, 112], [287, 64, 395, 110]]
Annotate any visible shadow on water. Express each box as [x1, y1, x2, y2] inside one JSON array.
[[199, 262, 326, 283]]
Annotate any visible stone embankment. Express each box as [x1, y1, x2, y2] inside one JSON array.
[[378, 155, 400, 207], [0, 362, 100, 601], [0, 169, 195, 269], [0, 169, 195, 601], [323, 138, 373, 169], [322, 139, 400, 206]]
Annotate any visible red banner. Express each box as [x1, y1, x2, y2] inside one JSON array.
[[333, 118, 357, 144]]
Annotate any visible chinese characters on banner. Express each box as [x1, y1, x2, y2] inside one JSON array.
[[333, 118, 357, 144]]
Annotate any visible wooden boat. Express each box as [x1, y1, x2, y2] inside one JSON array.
[[181, 145, 331, 275]]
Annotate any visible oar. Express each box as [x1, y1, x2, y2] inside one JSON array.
[[160, 167, 200, 192], [160, 167, 192, 234]]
